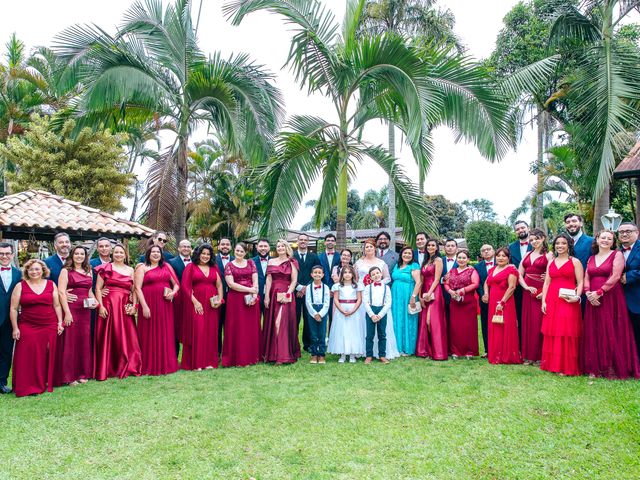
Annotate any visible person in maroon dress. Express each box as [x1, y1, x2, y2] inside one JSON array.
[[416, 239, 448, 360], [10, 259, 64, 397], [540, 233, 583, 376], [518, 229, 552, 365], [483, 248, 522, 365], [181, 244, 223, 371], [582, 230, 640, 379], [223, 242, 261, 367], [262, 239, 300, 364], [134, 246, 179, 376], [445, 250, 480, 359], [95, 244, 142, 381], [56, 246, 97, 386]]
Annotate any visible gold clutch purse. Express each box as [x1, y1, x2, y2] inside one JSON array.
[[491, 313, 504, 324]]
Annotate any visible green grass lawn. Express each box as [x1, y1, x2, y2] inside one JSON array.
[[2, 351, 639, 480]]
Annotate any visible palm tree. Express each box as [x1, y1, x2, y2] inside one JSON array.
[[549, 0, 640, 230], [358, 0, 463, 249], [225, 0, 512, 247], [53, 0, 284, 240]]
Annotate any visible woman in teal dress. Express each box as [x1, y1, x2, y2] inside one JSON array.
[[391, 246, 422, 355]]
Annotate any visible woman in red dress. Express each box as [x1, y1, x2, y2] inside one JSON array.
[[518, 229, 552, 365], [56, 246, 97, 385], [10, 259, 63, 397], [483, 247, 522, 365], [223, 242, 261, 367], [134, 245, 179, 376], [181, 244, 223, 370], [582, 230, 640, 379], [445, 250, 480, 358], [416, 239, 448, 360], [94, 244, 142, 381], [540, 233, 583, 376], [262, 239, 300, 364]]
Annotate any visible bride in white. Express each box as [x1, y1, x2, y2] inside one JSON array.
[[353, 239, 400, 360]]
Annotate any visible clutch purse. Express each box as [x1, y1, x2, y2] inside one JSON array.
[[244, 294, 256, 306], [558, 288, 577, 299], [83, 298, 98, 309], [210, 295, 220, 308], [491, 313, 504, 324], [124, 303, 136, 316], [408, 302, 422, 315], [277, 292, 292, 303], [163, 287, 173, 298]]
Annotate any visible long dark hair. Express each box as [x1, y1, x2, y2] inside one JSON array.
[[552, 233, 575, 257], [144, 245, 165, 266], [397, 246, 415, 268], [64, 245, 91, 274], [339, 265, 357, 287], [192, 243, 216, 266], [421, 239, 440, 268], [530, 228, 548, 254]]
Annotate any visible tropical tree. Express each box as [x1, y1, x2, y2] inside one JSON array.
[[225, 0, 513, 247], [548, 0, 640, 230], [462, 198, 498, 222], [358, 0, 463, 248], [53, 0, 284, 240]]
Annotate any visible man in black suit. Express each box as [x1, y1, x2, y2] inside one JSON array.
[[44, 232, 72, 284], [474, 244, 495, 358], [168, 239, 193, 357], [138, 231, 175, 263], [89, 237, 113, 348], [508, 220, 531, 343], [216, 237, 234, 354], [0, 242, 21, 393], [293, 233, 319, 352], [441, 238, 459, 319], [252, 238, 271, 313]]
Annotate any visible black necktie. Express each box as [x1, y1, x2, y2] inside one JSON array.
[[301, 253, 306, 263]]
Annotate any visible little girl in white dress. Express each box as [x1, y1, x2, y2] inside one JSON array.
[[327, 266, 366, 362]]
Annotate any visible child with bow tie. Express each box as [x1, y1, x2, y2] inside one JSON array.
[[304, 266, 330, 364], [363, 266, 392, 364]]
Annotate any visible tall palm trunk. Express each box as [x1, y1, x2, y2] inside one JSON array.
[[175, 136, 189, 242], [635, 178, 640, 224], [336, 161, 349, 249], [387, 122, 396, 250], [534, 109, 546, 228], [593, 182, 610, 233], [130, 178, 140, 221]]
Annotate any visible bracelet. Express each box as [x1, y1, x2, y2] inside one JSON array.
[[596, 289, 603, 296]]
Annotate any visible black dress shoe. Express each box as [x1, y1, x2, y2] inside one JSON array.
[[0, 385, 12, 394]]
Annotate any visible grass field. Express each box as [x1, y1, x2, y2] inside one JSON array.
[[2, 352, 639, 480]]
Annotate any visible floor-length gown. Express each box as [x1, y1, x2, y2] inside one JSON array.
[[354, 259, 399, 359], [138, 264, 179, 375], [446, 267, 480, 357], [327, 284, 366, 356], [391, 263, 420, 355], [521, 253, 548, 362], [222, 261, 261, 367], [12, 280, 58, 397], [55, 270, 93, 385], [487, 265, 522, 364], [416, 263, 448, 360], [93, 264, 142, 381], [181, 263, 221, 370], [261, 259, 301, 363], [540, 259, 581, 376], [581, 251, 640, 379]]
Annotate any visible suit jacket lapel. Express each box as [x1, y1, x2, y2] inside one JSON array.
[[626, 240, 640, 267]]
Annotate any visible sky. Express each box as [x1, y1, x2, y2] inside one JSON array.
[[0, 0, 539, 227]]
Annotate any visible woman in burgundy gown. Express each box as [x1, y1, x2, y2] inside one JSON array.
[[582, 230, 640, 379], [181, 244, 223, 370], [444, 250, 480, 358], [223, 242, 261, 367], [261, 239, 300, 364], [540, 233, 583, 376], [518, 229, 552, 364], [56, 246, 96, 385], [10, 259, 63, 397], [134, 245, 179, 376], [416, 239, 448, 360], [483, 247, 522, 365], [94, 244, 142, 381]]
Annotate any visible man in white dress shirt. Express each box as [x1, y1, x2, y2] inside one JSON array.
[[376, 231, 398, 277], [413, 232, 428, 267], [0, 242, 20, 393], [252, 238, 271, 312]]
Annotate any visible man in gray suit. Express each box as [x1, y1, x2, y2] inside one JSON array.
[[375, 231, 398, 277]]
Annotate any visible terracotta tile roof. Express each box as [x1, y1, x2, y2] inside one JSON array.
[[0, 190, 155, 238], [614, 140, 640, 179]]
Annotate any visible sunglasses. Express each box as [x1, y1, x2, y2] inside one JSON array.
[[157, 238, 168, 243]]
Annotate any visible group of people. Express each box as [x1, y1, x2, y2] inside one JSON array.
[[1, 214, 638, 397]]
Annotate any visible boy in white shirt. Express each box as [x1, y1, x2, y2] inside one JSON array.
[[305, 265, 331, 364], [363, 266, 392, 364]]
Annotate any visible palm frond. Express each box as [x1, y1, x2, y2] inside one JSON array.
[[143, 147, 180, 232]]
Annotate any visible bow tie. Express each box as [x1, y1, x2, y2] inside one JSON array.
[[0, 267, 10, 271], [623, 246, 631, 251], [183, 258, 190, 263], [221, 256, 229, 260], [374, 282, 382, 286], [485, 262, 493, 267], [314, 285, 322, 289], [520, 242, 528, 246], [260, 258, 268, 262], [418, 250, 425, 254], [60, 257, 67, 262]]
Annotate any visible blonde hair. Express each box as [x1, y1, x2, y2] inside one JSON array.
[[22, 259, 50, 280], [276, 239, 293, 257]]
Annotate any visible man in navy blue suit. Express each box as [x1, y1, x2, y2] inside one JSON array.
[[619, 222, 640, 359], [168, 239, 193, 357], [90, 237, 113, 270], [216, 237, 234, 354], [318, 233, 339, 327], [474, 244, 495, 357], [413, 232, 428, 267], [564, 213, 593, 269], [508, 220, 532, 341], [44, 232, 72, 284], [252, 238, 271, 313], [0, 242, 21, 393], [294, 233, 319, 351], [441, 238, 458, 318]]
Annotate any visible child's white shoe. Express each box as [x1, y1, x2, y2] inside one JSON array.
[[338, 354, 346, 363], [349, 355, 356, 363]]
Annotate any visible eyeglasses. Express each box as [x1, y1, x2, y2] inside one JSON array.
[[618, 230, 636, 235], [0, 252, 12, 256], [157, 238, 168, 243]]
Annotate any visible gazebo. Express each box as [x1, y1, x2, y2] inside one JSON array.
[[613, 141, 640, 224], [0, 190, 155, 246]]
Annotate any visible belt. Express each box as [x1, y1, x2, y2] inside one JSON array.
[[339, 299, 357, 304]]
